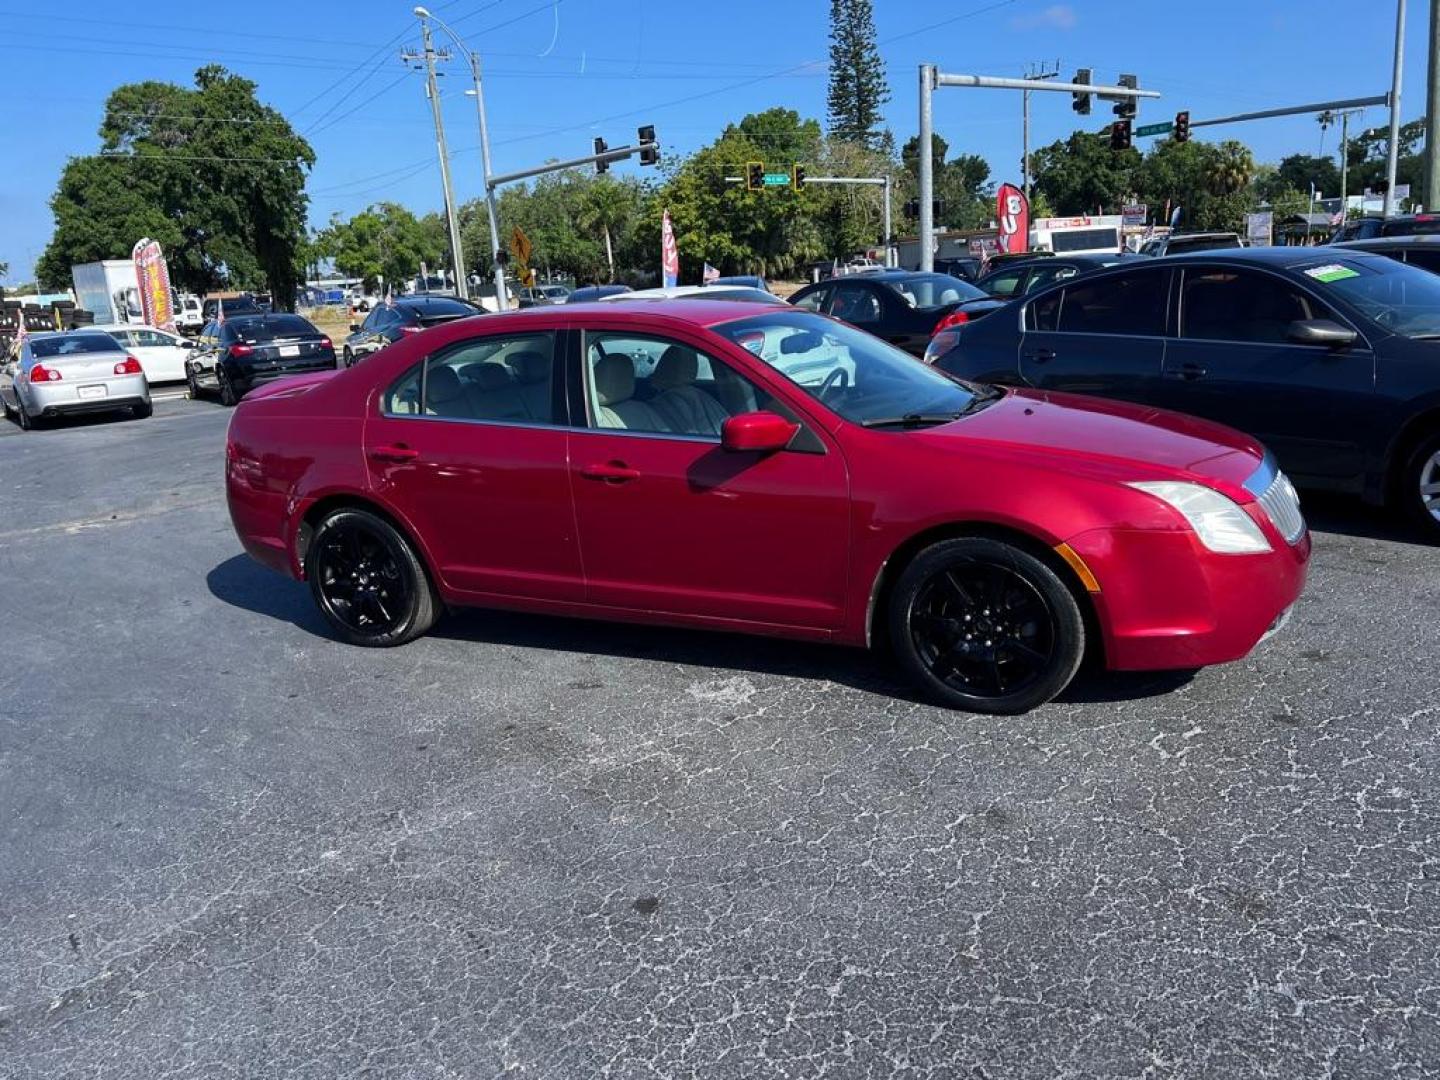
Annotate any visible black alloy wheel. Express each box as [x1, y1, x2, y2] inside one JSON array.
[[889, 537, 1085, 715], [1403, 431, 1440, 542], [307, 508, 439, 647]]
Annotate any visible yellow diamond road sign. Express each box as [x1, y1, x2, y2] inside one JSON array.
[[510, 226, 532, 267]]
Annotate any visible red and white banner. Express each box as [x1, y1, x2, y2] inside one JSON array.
[[661, 210, 679, 288], [131, 238, 176, 331], [996, 184, 1030, 256]]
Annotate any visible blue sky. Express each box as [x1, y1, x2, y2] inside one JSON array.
[[0, 0, 1425, 283]]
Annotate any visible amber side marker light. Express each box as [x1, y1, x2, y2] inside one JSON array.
[[1053, 542, 1102, 593]]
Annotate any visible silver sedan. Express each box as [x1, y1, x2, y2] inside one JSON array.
[[0, 331, 152, 431]]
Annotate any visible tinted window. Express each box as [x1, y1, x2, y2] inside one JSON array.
[[1051, 227, 1119, 253], [1181, 268, 1332, 344], [1049, 271, 1166, 335], [1383, 217, 1440, 237], [31, 335, 120, 357], [1165, 235, 1242, 254], [982, 269, 1026, 298], [1297, 257, 1440, 338], [1026, 265, 1080, 291], [384, 332, 557, 422], [829, 284, 882, 323], [1404, 249, 1440, 275], [879, 273, 984, 308], [227, 315, 317, 342], [791, 286, 828, 312]]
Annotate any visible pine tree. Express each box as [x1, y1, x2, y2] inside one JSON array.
[[826, 0, 890, 152]]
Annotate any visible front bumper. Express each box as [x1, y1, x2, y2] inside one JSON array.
[[28, 374, 150, 416], [1067, 524, 1309, 671]]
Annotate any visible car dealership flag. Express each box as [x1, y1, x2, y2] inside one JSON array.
[[131, 237, 176, 331], [995, 183, 1029, 255], [661, 210, 680, 288], [702, 262, 719, 285]]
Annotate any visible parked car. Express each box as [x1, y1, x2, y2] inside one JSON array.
[[706, 275, 770, 292], [788, 271, 1005, 356], [1138, 232, 1242, 257], [1329, 213, 1440, 243], [973, 254, 1129, 300], [517, 284, 572, 307], [187, 313, 336, 405], [342, 295, 484, 367], [934, 257, 983, 282], [226, 300, 1307, 715], [599, 285, 786, 304], [567, 285, 633, 303], [94, 323, 197, 382], [176, 294, 204, 333], [202, 296, 261, 322], [927, 246, 1440, 538], [252, 292, 274, 313], [1, 330, 151, 429], [1333, 235, 1440, 275]]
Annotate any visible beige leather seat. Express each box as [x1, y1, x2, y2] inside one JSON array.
[[593, 353, 668, 431], [650, 345, 730, 436]]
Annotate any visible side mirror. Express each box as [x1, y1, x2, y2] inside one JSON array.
[[182, 339, 198, 349], [1287, 318, 1357, 347], [349, 322, 361, 333], [721, 410, 799, 454]]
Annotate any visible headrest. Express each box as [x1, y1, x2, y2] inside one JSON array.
[[427, 364, 465, 402], [593, 354, 635, 406], [466, 363, 512, 390], [651, 345, 698, 391], [508, 350, 549, 384]]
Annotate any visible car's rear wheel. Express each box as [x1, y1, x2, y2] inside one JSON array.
[[15, 398, 33, 431], [218, 367, 238, 407], [307, 508, 439, 647], [889, 537, 1085, 715], [343, 347, 354, 368], [1402, 432, 1440, 542], [131, 401, 152, 420], [186, 368, 200, 399]]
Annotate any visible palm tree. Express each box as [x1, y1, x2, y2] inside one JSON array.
[[578, 180, 630, 282], [1209, 141, 1255, 196]]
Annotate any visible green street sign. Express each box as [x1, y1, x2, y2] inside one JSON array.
[[1135, 121, 1174, 137], [762, 172, 792, 187]]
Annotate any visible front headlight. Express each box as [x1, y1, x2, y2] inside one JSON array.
[[1127, 481, 1272, 554]]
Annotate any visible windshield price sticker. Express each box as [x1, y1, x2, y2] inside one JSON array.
[[1304, 263, 1361, 283]]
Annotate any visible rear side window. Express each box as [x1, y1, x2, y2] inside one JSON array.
[[383, 332, 557, 424], [1034, 271, 1167, 336]]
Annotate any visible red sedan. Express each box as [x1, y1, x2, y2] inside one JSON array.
[[226, 301, 1309, 714]]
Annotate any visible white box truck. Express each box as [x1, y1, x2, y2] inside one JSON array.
[[71, 261, 144, 324]]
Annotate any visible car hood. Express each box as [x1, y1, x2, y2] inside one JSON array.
[[915, 387, 1267, 494]]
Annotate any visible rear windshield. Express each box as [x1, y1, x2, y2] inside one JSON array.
[[31, 335, 119, 357], [226, 315, 317, 342], [878, 273, 986, 309], [1168, 235, 1242, 253], [401, 299, 479, 323], [1051, 227, 1119, 253]]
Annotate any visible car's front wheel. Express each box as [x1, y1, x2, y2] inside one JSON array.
[[307, 508, 440, 647], [343, 347, 354, 368], [889, 537, 1085, 715], [1402, 431, 1440, 542]]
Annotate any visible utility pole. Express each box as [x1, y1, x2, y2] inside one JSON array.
[[1427, 0, 1440, 210], [1384, 0, 1406, 218], [1022, 61, 1060, 201], [405, 14, 469, 299]]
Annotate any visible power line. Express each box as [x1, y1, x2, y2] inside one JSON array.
[[307, 72, 412, 139]]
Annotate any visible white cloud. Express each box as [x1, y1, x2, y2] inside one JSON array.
[[1010, 4, 1078, 31]]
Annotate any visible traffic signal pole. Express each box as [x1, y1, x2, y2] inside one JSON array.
[[916, 67, 1159, 271]]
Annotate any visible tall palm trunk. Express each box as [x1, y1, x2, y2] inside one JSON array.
[[603, 224, 615, 282]]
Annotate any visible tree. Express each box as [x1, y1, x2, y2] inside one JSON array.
[[1271, 154, 1340, 200], [317, 203, 445, 291], [0, 261, 8, 280], [578, 178, 636, 282], [1030, 132, 1140, 215], [36, 66, 314, 306], [1345, 116, 1426, 203], [1134, 138, 1253, 232], [826, 0, 889, 151], [900, 133, 994, 229]]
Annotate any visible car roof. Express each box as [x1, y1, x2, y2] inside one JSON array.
[[1334, 234, 1440, 249], [394, 294, 475, 308], [519, 298, 786, 326], [1146, 246, 1393, 267], [90, 322, 175, 332]]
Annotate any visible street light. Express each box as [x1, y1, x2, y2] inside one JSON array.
[[414, 6, 508, 310]]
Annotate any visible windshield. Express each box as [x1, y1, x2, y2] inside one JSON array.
[[713, 310, 981, 425], [1384, 216, 1440, 237], [1050, 227, 1119, 253], [1168, 235, 1241, 253], [540, 286, 569, 298], [227, 315, 316, 342], [31, 334, 119, 357], [878, 273, 986, 309], [1299, 257, 1440, 338]]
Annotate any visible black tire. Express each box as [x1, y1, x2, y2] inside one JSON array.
[[1401, 431, 1440, 542], [131, 400, 152, 420], [218, 367, 238, 407], [343, 347, 354, 369], [186, 368, 200, 399], [16, 398, 33, 431], [888, 537, 1085, 715], [306, 508, 440, 647]]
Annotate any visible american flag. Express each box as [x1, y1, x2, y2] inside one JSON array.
[[216, 299, 225, 327], [702, 262, 719, 285]]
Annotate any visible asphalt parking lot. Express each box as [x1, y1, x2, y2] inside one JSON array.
[[2, 397, 1437, 1078]]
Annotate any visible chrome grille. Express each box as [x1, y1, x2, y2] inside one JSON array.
[[1256, 471, 1305, 544]]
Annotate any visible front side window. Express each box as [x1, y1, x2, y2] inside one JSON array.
[[1181, 268, 1333, 344], [791, 286, 829, 312], [828, 284, 882, 324], [982, 269, 1026, 298], [133, 329, 172, 347], [714, 310, 983, 428], [1025, 265, 1079, 292], [583, 331, 774, 438], [384, 332, 558, 422], [1045, 271, 1167, 336]]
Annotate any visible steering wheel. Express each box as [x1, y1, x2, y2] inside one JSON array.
[[1373, 307, 1397, 329], [818, 366, 850, 402]]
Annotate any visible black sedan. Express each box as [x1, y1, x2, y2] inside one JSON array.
[[187, 313, 336, 406], [1329, 212, 1440, 243], [787, 271, 1004, 357], [973, 254, 1129, 300], [927, 246, 1440, 538], [342, 295, 483, 367], [1334, 235, 1440, 275]]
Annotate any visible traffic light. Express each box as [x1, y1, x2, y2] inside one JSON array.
[[1113, 74, 1138, 120], [1071, 68, 1092, 115], [1174, 110, 1190, 143], [1110, 119, 1132, 151], [793, 163, 806, 189], [747, 161, 764, 190], [637, 125, 659, 166], [594, 137, 609, 174], [904, 198, 919, 218], [494, 250, 510, 267]]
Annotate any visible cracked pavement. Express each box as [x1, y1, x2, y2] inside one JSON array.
[[1, 400, 1437, 1078]]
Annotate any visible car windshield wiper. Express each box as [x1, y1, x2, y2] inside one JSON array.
[[860, 411, 963, 428]]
